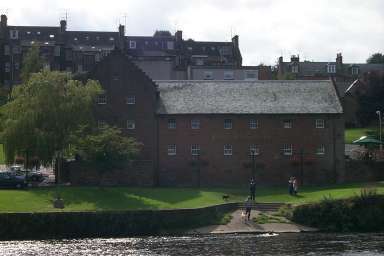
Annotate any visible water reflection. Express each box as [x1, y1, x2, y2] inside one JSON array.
[[0, 233, 383, 256]]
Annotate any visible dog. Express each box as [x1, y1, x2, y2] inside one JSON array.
[[222, 194, 230, 201]]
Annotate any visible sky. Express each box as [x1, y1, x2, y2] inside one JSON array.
[[1, 0, 383, 66]]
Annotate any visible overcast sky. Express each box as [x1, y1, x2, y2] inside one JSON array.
[[1, 0, 383, 65]]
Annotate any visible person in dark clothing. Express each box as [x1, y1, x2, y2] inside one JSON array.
[[250, 179, 256, 201], [244, 196, 252, 221], [288, 177, 294, 195]]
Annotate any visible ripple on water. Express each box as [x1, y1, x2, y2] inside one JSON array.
[[0, 233, 383, 256]]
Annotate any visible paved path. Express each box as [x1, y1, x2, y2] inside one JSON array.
[[187, 209, 317, 234]]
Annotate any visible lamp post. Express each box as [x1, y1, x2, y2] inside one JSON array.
[[376, 110, 382, 152], [251, 149, 256, 180]]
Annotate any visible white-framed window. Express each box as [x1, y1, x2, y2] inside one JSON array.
[[49, 34, 55, 39], [315, 119, 325, 128], [191, 144, 200, 156], [282, 144, 293, 156], [224, 119, 232, 129], [10, 30, 19, 39], [129, 40, 136, 49], [245, 70, 258, 80], [167, 41, 174, 50], [168, 119, 176, 129], [351, 66, 359, 75], [224, 71, 234, 80], [327, 64, 336, 73], [249, 145, 260, 156], [203, 71, 213, 80], [96, 95, 107, 104], [191, 119, 200, 129], [224, 144, 233, 156], [316, 144, 325, 155], [291, 65, 299, 73], [167, 144, 176, 156], [127, 120, 135, 130], [196, 58, 204, 66], [126, 96, 136, 105], [249, 119, 259, 129], [283, 120, 292, 128], [109, 37, 115, 41], [97, 120, 107, 129]]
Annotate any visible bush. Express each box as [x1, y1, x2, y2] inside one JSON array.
[[292, 192, 384, 232]]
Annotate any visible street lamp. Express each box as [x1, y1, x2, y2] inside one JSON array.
[[250, 149, 256, 180], [376, 110, 382, 152]]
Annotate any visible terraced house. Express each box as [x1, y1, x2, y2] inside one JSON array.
[[80, 50, 345, 186]]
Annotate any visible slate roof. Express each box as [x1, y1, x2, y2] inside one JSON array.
[[156, 80, 343, 115]]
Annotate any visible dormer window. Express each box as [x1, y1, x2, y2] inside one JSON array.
[[291, 65, 299, 73], [351, 66, 359, 75], [327, 64, 336, 73], [129, 41, 136, 49]]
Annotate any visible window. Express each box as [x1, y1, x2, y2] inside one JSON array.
[[224, 144, 232, 156], [316, 145, 325, 155], [54, 46, 60, 57], [283, 120, 292, 128], [249, 119, 259, 129], [49, 34, 55, 39], [126, 96, 136, 105], [224, 71, 234, 80], [196, 58, 204, 66], [127, 120, 135, 129], [10, 30, 19, 39], [203, 71, 213, 80], [167, 144, 177, 156], [282, 144, 293, 156], [109, 37, 115, 41], [168, 119, 176, 129], [4, 45, 10, 55], [191, 144, 200, 156], [249, 145, 260, 156], [315, 119, 325, 128], [97, 120, 107, 129], [96, 95, 107, 104], [291, 65, 299, 73], [245, 70, 258, 80], [129, 40, 136, 49], [12, 46, 20, 54], [77, 64, 83, 73], [191, 119, 200, 129], [5, 62, 10, 72], [167, 41, 174, 50], [224, 119, 232, 129], [352, 66, 359, 75], [327, 64, 336, 73]]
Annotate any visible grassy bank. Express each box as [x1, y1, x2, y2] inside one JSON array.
[[345, 127, 377, 144], [0, 182, 383, 213], [0, 144, 4, 165]]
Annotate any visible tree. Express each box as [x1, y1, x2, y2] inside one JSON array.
[[367, 53, 384, 64], [0, 71, 102, 165], [20, 45, 44, 83], [71, 125, 141, 169]]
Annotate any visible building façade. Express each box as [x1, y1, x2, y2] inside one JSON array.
[[82, 50, 345, 186]]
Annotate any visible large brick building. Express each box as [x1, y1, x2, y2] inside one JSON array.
[[84, 50, 345, 186]]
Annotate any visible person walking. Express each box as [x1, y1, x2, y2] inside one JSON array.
[[293, 177, 298, 195], [244, 196, 252, 221], [250, 179, 256, 201], [288, 177, 294, 195]]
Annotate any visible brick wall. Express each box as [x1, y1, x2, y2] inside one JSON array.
[[158, 114, 345, 186]]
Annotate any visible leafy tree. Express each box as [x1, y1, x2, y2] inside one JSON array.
[[71, 125, 141, 168], [0, 71, 102, 165], [366, 53, 384, 64], [20, 45, 44, 82]]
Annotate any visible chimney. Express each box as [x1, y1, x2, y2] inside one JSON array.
[[118, 24, 125, 50], [60, 20, 67, 33], [278, 56, 283, 64], [336, 53, 343, 65], [175, 30, 183, 42], [1, 14, 7, 27], [232, 35, 239, 49]]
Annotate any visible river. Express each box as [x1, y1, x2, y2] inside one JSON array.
[[0, 233, 383, 255]]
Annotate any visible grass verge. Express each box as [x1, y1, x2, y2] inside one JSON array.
[[0, 144, 4, 165]]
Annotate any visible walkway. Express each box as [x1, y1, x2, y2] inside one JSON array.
[[188, 207, 317, 234]]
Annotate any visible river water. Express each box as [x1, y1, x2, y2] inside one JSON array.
[[0, 233, 383, 256]]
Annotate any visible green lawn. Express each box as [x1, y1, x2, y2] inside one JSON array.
[[345, 127, 377, 144], [0, 144, 4, 165], [0, 182, 383, 213]]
